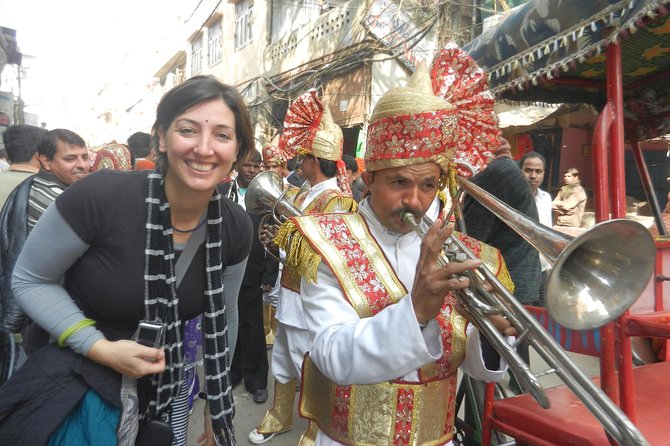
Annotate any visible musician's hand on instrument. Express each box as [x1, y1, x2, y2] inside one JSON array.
[[412, 218, 481, 324], [455, 301, 517, 337], [488, 314, 517, 337], [480, 279, 495, 293], [260, 223, 279, 247]]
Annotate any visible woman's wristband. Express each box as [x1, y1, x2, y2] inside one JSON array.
[[58, 318, 96, 346]]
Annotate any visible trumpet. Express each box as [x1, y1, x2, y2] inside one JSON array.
[[400, 176, 655, 446]]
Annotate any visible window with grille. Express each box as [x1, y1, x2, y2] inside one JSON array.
[[234, 0, 253, 50], [191, 36, 203, 74], [208, 21, 222, 66]]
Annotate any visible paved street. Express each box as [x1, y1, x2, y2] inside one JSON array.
[[188, 347, 307, 446], [187, 343, 600, 445]]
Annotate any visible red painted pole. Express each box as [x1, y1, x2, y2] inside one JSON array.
[[593, 102, 614, 223], [593, 102, 620, 444], [607, 40, 637, 423]]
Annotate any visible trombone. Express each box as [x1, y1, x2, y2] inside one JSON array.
[[401, 176, 655, 446]]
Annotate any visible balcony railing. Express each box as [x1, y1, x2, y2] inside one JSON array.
[[264, 0, 368, 77]]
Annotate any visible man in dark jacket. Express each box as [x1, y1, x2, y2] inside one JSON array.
[[219, 149, 279, 404], [0, 129, 89, 352], [285, 156, 305, 187], [462, 137, 542, 403]]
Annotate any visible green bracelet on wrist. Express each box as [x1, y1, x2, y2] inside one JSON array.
[[58, 318, 96, 347]]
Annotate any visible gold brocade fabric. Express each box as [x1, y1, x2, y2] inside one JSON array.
[[298, 421, 319, 446], [277, 189, 357, 292], [371, 62, 455, 121], [288, 213, 406, 315], [310, 106, 344, 162], [292, 213, 471, 444], [417, 307, 467, 380], [364, 46, 500, 179], [300, 357, 457, 446], [262, 134, 288, 165], [257, 378, 297, 434], [364, 63, 458, 174], [90, 143, 133, 172], [455, 230, 515, 293]]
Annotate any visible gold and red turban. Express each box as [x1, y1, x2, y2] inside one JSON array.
[[90, 143, 133, 172], [279, 89, 343, 161], [364, 43, 500, 178], [279, 89, 351, 195], [261, 135, 287, 166]]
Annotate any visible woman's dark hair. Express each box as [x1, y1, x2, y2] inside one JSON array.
[[152, 75, 253, 173]]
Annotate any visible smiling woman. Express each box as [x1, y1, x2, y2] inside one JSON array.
[[0, 76, 254, 446]]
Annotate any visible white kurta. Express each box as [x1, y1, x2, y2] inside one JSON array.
[[534, 188, 553, 272], [275, 176, 341, 328], [273, 177, 342, 381], [298, 198, 510, 446]]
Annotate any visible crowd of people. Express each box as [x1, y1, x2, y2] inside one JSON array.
[[0, 43, 603, 446]]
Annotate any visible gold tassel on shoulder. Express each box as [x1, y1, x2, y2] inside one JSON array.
[[274, 220, 322, 284], [323, 196, 358, 213], [496, 264, 515, 294], [437, 189, 447, 209]]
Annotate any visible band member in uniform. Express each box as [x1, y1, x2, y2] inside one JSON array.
[[249, 90, 357, 445], [277, 46, 515, 446]]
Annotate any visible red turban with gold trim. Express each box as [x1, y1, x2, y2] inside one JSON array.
[[365, 43, 500, 178]]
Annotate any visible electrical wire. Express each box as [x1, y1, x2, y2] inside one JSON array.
[[184, 0, 476, 129]]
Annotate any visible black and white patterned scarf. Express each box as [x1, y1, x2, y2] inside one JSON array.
[[143, 171, 236, 445]]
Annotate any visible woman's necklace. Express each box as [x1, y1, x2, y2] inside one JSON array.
[[173, 215, 207, 233]]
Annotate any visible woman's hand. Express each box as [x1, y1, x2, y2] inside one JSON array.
[[87, 339, 166, 378]]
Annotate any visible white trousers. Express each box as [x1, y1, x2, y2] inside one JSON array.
[[271, 322, 311, 383]]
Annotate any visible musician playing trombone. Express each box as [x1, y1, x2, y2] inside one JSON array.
[[276, 46, 517, 446]]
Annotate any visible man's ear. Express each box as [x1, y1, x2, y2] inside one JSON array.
[[38, 154, 50, 171], [362, 170, 374, 187]]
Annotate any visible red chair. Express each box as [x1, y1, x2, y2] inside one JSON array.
[[480, 305, 670, 445]]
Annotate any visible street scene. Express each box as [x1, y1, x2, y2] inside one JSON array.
[[1, 0, 670, 445]]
